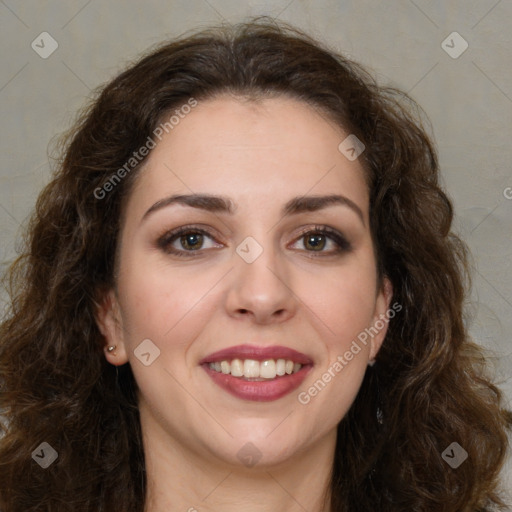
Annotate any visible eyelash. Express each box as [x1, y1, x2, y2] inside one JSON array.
[[156, 224, 352, 258]]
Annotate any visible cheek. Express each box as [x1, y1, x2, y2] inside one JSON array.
[[296, 271, 375, 423], [305, 261, 378, 348], [117, 260, 221, 352]]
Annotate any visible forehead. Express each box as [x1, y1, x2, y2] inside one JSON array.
[[125, 95, 369, 218]]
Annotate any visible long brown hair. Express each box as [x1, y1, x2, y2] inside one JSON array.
[[1, 18, 510, 512]]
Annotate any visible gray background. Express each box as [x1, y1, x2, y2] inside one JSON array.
[[1, 0, 511, 498]]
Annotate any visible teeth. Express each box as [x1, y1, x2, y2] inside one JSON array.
[[208, 358, 303, 379], [243, 359, 260, 378], [220, 360, 230, 374], [230, 359, 243, 377], [260, 359, 276, 379]]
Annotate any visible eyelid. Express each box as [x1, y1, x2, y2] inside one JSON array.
[[290, 224, 352, 254], [156, 224, 223, 256]]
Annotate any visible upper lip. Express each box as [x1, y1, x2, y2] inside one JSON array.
[[199, 344, 313, 365]]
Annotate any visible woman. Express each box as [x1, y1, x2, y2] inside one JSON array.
[[0, 18, 510, 512]]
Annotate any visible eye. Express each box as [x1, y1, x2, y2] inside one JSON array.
[[290, 225, 351, 255], [157, 226, 222, 257], [156, 224, 351, 259]]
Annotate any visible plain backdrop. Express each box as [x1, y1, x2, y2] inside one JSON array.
[[1, 0, 511, 501]]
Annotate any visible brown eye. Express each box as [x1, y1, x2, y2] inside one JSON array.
[[290, 226, 352, 256], [157, 226, 222, 257], [179, 232, 204, 251], [304, 233, 327, 251]]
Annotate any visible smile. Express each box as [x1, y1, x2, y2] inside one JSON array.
[[200, 344, 313, 402]]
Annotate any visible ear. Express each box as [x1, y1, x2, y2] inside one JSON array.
[[369, 276, 394, 362], [94, 288, 129, 366]]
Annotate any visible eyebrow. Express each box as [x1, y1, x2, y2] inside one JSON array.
[[141, 193, 365, 225]]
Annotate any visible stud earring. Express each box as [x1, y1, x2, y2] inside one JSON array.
[[107, 345, 117, 353]]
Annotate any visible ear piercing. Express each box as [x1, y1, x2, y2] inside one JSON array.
[[107, 345, 117, 353]]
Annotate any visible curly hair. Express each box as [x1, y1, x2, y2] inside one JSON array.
[[0, 18, 510, 512]]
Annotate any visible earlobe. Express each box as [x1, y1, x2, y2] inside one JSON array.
[[369, 276, 394, 362], [94, 288, 129, 366]]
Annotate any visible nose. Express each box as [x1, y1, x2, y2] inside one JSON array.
[[224, 240, 297, 325]]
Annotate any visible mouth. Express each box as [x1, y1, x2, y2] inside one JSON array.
[[199, 345, 313, 402]]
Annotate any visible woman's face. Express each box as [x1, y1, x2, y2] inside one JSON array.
[[98, 95, 392, 468]]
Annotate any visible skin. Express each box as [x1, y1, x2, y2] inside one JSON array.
[[96, 95, 392, 512]]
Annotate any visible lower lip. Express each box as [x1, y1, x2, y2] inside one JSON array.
[[202, 364, 312, 402]]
